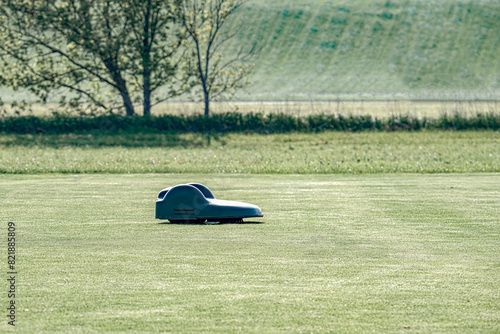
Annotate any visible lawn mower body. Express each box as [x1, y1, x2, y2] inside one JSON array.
[[155, 183, 263, 223]]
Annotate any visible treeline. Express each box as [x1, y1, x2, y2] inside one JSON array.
[[1, 112, 498, 134], [0, 0, 250, 117]]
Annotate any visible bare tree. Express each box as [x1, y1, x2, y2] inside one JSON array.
[[176, 0, 254, 116]]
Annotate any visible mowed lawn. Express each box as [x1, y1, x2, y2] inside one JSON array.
[[2, 173, 499, 333]]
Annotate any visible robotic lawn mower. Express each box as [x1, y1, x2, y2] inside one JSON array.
[[155, 183, 263, 224]]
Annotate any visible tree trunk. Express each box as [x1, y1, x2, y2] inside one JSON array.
[[143, 71, 151, 117], [119, 88, 135, 117], [104, 59, 135, 116], [114, 79, 135, 116], [142, 0, 152, 117], [204, 89, 210, 117]]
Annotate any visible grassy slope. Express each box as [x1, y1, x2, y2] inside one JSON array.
[[0, 131, 498, 174], [2, 174, 499, 333], [2, 0, 499, 104], [225, 0, 500, 101]]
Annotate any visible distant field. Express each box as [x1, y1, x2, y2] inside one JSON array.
[[1, 131, 498, 174], [2, 173, 499, 333], [3, 100, 499, 118], [152, 100, 500, 118]]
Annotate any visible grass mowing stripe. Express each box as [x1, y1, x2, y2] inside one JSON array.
[[0, 131, 498, 174], [1, 174, 499, 333], [227, 0, 500, 100]]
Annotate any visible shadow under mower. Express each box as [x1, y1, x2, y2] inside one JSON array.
[[155, 183, 263, 224]]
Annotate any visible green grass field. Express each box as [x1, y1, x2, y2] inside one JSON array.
[[2, 173, 499, 333], [1, 131, 498, 174], [1, 0, 499, 331]]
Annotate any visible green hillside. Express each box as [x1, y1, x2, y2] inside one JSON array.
[[1, 0, 499, 104], [227, 0, 500, 101]]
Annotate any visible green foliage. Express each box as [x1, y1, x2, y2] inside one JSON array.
[[2, 174, 499, 332], [0, 112, 498, 134], [0, 0, 184, 116]]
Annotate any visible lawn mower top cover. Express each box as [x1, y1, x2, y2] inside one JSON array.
[[155, 183, 263, 223]]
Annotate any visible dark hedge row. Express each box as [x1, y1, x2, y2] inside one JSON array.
[[0, 112, 498, 134]]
